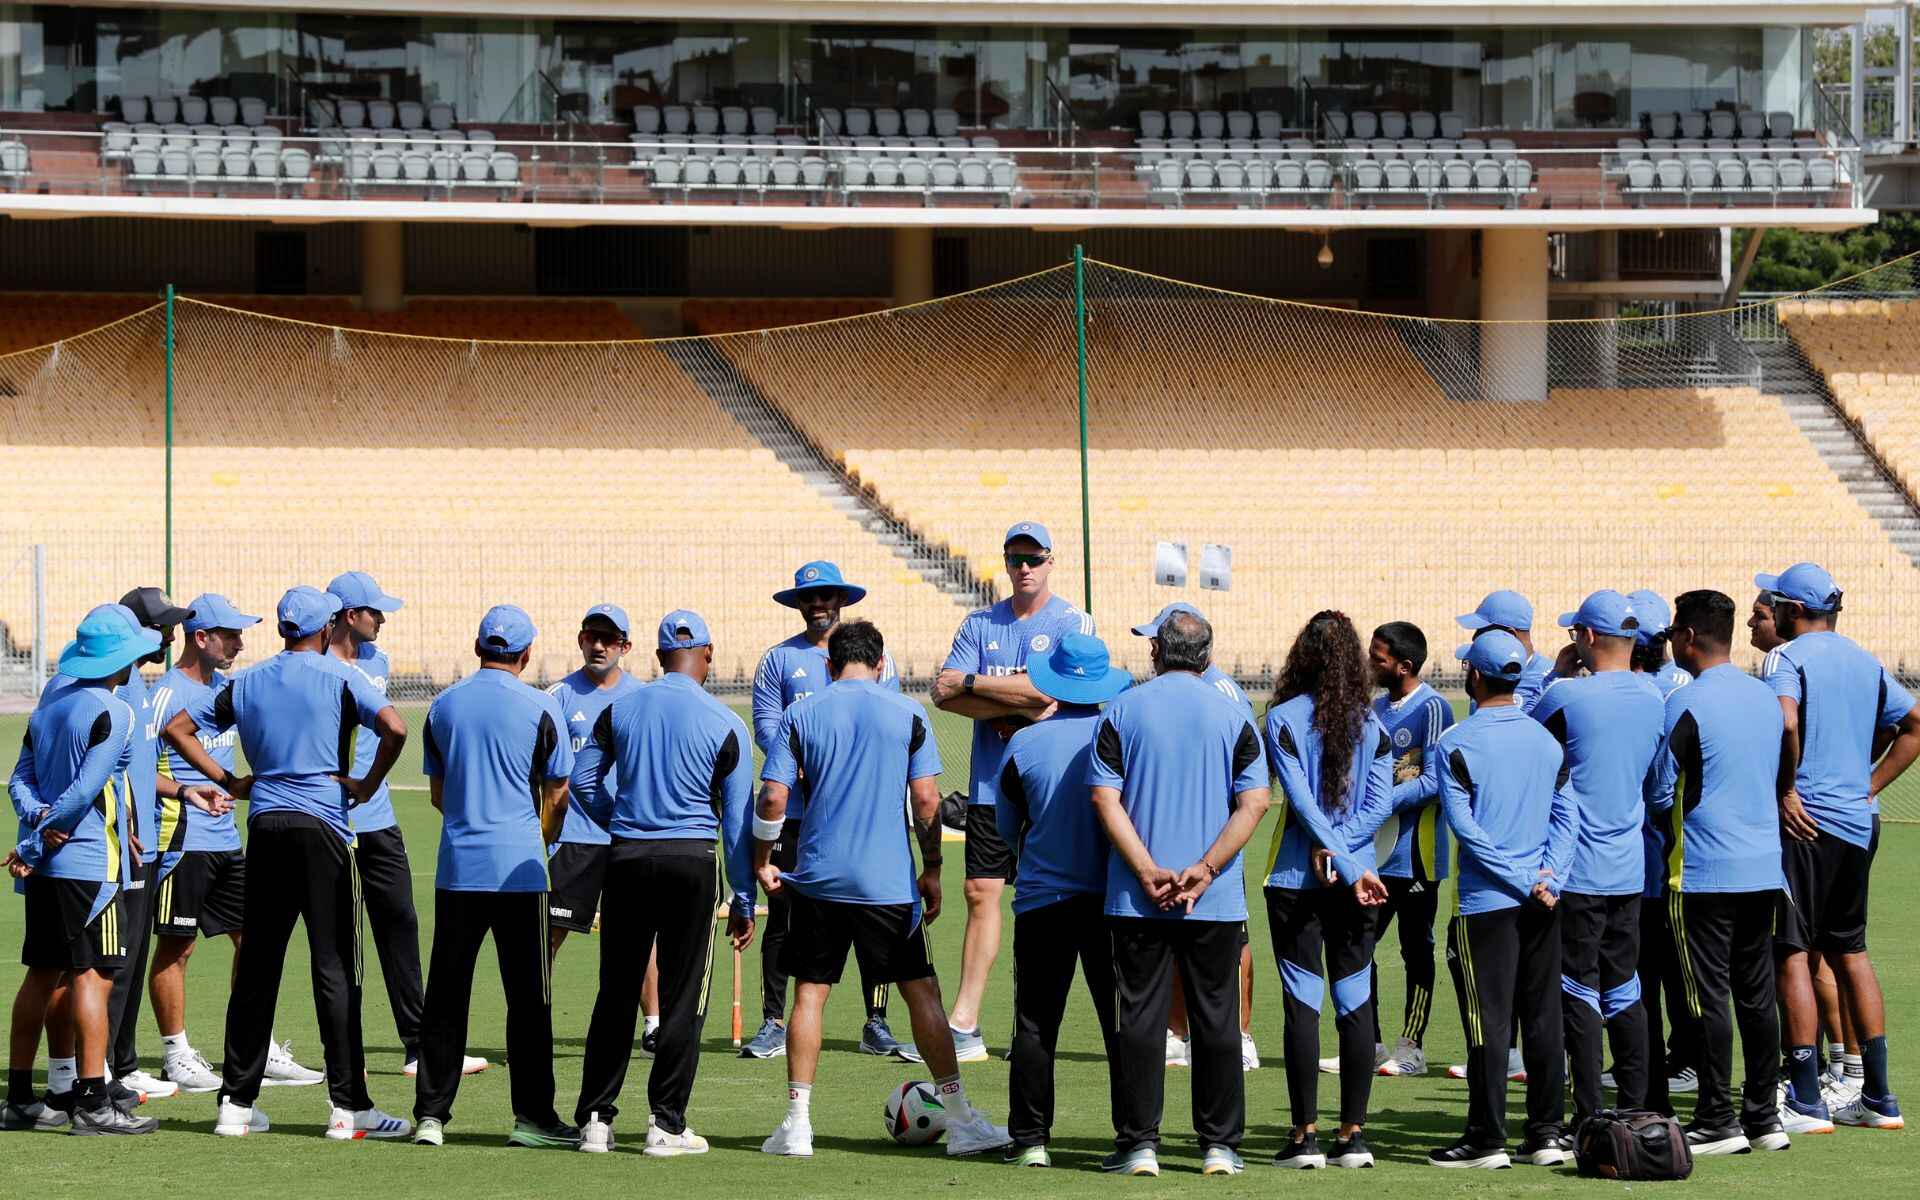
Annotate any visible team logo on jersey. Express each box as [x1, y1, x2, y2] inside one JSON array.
[[572, 710, 587, 723], [792, 666, 807, 679], [1030, 634, 1051, 653], [1393, 727, 1413, 749], [986, 640, 999, 651]]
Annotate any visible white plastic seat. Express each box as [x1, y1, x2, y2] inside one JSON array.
[[1186, 160, 1216, 189], [191, 126, 221, 151], [251, 148, 280, 178], [1198, 138, 1227, 160], [1197, 111, 1225, 139], [958, 158, 988, 188], [815, 106, 844, 137], [682, 156, 712, 185], [1168, 110, 1196, 138], [1474, 159, 1504, 189], [1680, 111, 1707, 139], [844, 108, 872, 137], [1738, 111, 1766, 139], [1777, 157, 1808, 188], [1747, 158, 1777, 189], [839, 157, 869, 186], [130, 147, 160, 176], [460, 153, 489, 182], [692, 105, 720, 135], [1686, 158, 1717, 189], [1351, 111, 1379, 139], [989, 158, 1015, 189], [750, 105, 777, 135], [280, 148, 312, 181], [740, 157, 767, 185], [1380, 111, 1408, 139], [1275, 161, 1305, 189], [711, 156, 741, 184], [438, 129, 466, 146], [161, 124, 191, 149], [489, 152, 519, 183], [1216, 160, 1247, 189], [1409, 111, 1437, 139], [1768, 111, 1794, 139], [397, 100, 425, 130], [427, 151, 457, 182], [1708, 110, 1735, 139], [874, 108, 902, 137], [402, 150, 430, 180], [151, 96, 179, 124], [904, 108, 931, 137], [122, 95, 149, 124], [1656, 159, 1686, 189], [102, 124, 133, 157], [1626, 160, 1655, 190], [1352, 160, 1384, 189], [1246, 159, 1274, 189], [1650, 112, 1678, 139], [869, 158, 900, 186], [429, 101, 456, 131], [161, 148, 190, 176], [371, 149, 401, 180], [239, 97, 266, 127], [368, 99, 396, 129], [929, 157, 959, 186], [1443, 160, 1472, 189], [1808, 158, 1837, 188], [719, 105, 747, 135], [1323, 111, 1349, 139], [932, 108, 960, 137], [190, 147, 219, 178], [1505, 159, 1533, 190], [180, 96, 208, 125], [771, 158, 801, 186], [663, 105, 690, 133], [339, 99, 367, 128], [466, 129, 496, 149], [1226, 110, 1253, 139], [1439, 112, 1466, 140], [219, 148, 249, 177], [1256, 111, 1282, 139], [900, 157, 930, 186], [1384, 160, 1413, 189]]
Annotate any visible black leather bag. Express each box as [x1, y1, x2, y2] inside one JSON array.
[[1574, 1109, 1694, 1181]]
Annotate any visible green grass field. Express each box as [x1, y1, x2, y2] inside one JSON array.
[[3, 699, 1919, 1195]]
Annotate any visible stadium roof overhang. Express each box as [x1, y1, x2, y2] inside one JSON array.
[[0, 192, 1876, 233], [116, 0, 1875, 26]]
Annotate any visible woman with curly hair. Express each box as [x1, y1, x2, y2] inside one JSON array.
[[1261, 610, 1392, 1169]]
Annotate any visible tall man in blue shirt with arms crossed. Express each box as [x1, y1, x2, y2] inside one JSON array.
[[412, 606, 576, 1149], [162, 585, 411, 1140], [1758, 562, 1920, 1132], [758, 620, 1010, 1159], [1090, 609, 1276, 1177], [932, 521, 1093, 1061], [747, 561, 908, 1061], [574, 610, 755, 1157]]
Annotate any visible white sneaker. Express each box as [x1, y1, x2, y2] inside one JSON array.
[[1379, 1038, 1427, 1077], [326, 1106, 412, 1140], [579, 1111, 615, 1153], [1446, 1062, 1469, 1079], [214, 1099, 268, 1136], [119, 1069, 178, 1099], [945, 1105, 1013, 1157], [1241, 1032, 1261, 1072], [162, 1049, 221, 1094], [263, 1040, 325, 1087], [645, 1123, 710, 1157], [1505, 1049, 1527, 1082], [414, 1118, 444, 1146], [1669, 1067, 1699, 1094], [762, 1112, 815, 1157], [1821, 1076, 1861, 1112], [402, 1055, 490, 1078], [1320, 1044, 1385, 1074], [1165, 1030, 1190, 1067]]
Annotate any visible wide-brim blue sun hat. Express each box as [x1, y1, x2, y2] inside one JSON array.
[[1029, 634, 1132, 705], [773, 560, 868, 609], [57, 606, 163, 680]]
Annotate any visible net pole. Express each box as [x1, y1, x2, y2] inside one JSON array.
[[1074, 246, 1092, 613], [31, 543, 45, 693], [164, 284, 175, 600]]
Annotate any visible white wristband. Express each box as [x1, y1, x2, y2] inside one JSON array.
[[753, 815, 785, 842]]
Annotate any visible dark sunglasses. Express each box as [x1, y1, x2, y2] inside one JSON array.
[[1004, 553, 1051, 569]]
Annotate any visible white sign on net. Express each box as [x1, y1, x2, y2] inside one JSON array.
[[1154, 541, 1188, 588], [1200, 543, 1232, 592]]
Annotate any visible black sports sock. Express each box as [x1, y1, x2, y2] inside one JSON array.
[[76, 1076, 109, 1111], [7, 1068, 35, 1106]]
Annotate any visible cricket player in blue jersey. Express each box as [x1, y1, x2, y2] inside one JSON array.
[[758, 620, 1009, 1160], [1426, 632, 1575, 1170], [164, 585, 411, 1140], [1647, 589, 1788, 1156], [574, 610, 755, 1157], [747, 562, 906, 1061], [1759, 562, 1920, 1132], [933, 521, 1092, 1061], [1531, 589, 1665, 1130], [1456, 591, 1555, 714], [412, 606, 575, 1149], [998, 633, 1131, 1165]]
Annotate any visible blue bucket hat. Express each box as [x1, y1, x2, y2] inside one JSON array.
[[773, 561, 867, 609], [1028, 633, 1131, 705], [58, 604, 162, 680]]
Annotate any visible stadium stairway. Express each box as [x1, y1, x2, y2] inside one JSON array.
[[661, 339, 994, 608], [1752, 339, 1920, 569]]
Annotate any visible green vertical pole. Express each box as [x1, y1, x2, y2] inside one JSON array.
[[1073, 246, 1092, 614], [164, 285, 175, 607]]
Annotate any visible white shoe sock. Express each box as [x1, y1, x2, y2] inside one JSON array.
[[644, 1015, 661, 1036], [787, 1082, 811, 1119], [48, 1057, 76, 1095], [934, 1073, 968, 1115], [161, 1032, 190, 1055]]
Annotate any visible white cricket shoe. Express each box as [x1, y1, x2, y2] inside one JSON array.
[[326, 1105, 412, 1140], [578, 1111, 615, 1153], [162, 1048, 222, 1094], [1379, 1038, 1427, 1077], [1241, 1032, 1261, 1072], [1320, 1044, 1386, 1074], [214, 1100, 268, 1136], [645, 1123, 710, 1156], [1446, 1048, 1525, 1082], [1165, 1030, 1190, 1067], [119, 1069, 178, 1099], [263, 1040, 325, 1087], [402, 1055, 490, 1078], [762, 1112, 815, 1157], [945, 1105, 1013, 1157]]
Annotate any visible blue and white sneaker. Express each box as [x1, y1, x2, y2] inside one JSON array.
[[860, 1018, 905, 1057], [950, 1025, 988, 1063], [741, 1019, 787, 1059], [1779, 1089, 1835, 1135], [327, 1105, 412, 1140], [1833, 1092, 1904, 1130]]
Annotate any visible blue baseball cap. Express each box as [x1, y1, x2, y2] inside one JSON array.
[[478, 604, 537, 654], [327, 570, 404, 613], [773, 561, 867, 609], [277, 586, 342, 639], [57, 603, 162, 680], [1131, 602, 1202, 638], [1456, 629, 1528, 682], [1558, 589, 1641, 638], [1004, 521, 1053, 551], [658, 609, 712, 650], [1755, 562, 1842, 613], [1625, 590, 1671, 646], [1028, 633, 1132, 705], [1458, 589, 1534, 632], [582, 603, 630, 636], [183, 593, 262, 635]]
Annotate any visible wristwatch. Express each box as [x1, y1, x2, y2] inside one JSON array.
[[963, 673, 977, 694]]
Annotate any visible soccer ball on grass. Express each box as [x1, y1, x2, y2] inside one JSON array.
[[883, 1079, 948, 1145]]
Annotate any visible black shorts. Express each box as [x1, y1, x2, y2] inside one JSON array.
[[154, 848, 246, 939], [965, 804, 1013, 881], [547, 842, 608, 934], [777, 889, 935, 986], [1777, 818, 1879, 955], [21, 877, 126, 973]]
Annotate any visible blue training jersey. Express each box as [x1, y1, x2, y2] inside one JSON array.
[[186, 649, 392, 843], [751, 632, 900, 756], [592, 671, 754, 915], [943, 596, 1093, 809], [1089, 671, 1267, 922], [11, 680, 136, 915], [340, 642, 398, 835], [1373, 682, 1455, 881], [546, 668, 644, 847], [116, 668, 162, 865], [1647, 663, 1785, 894], [1637, 662, 1693, 896], [998, 706, 1106, 915], [764, 679, 942, 909], [1201, 665, 1254, 716], [1261, 694, 1394, 892], [423, 668, 573, 892], [1766, 630, 1915, 851], [153, 667, 241, 857], [1433, 705, 1575, 915], [1531, 671, 1666, 896]]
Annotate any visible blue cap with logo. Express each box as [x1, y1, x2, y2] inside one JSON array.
[[773, 561, 867, 609], [1625, 589, 1671, 646], [1558, 589, 1641, 638], [1131, 602, 1202, 638], [183, 593, 262, 635], [658, 609, 712, 650], [1754, 562, 1842, 613], [327, 570, 404, 613], [1028, 632, 1132, 705], [582, 603, 631, 636], [57, 603, 163, 680], [478, 605, 537, 655], [1456, 629, 1528, 682], [1457, 589, 1534, 632], [277, 586, 343, 639], [1004, 521, 1053, 551]]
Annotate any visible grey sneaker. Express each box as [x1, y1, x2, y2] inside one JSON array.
[[1202, 1146, 1245, 1175], [860, 1017, 905, 1057], [0, 1099, 67, 1131], [1100, 1146, 1160, 1176], [741, 1019, 787, 1059], [1379, 1038, 1427, 1077], [1005, 1143, 1051, 1167], [70, 1104, 159, 1136], [950, 1025, 988, 1063], [508, 1117, 582, 1148]]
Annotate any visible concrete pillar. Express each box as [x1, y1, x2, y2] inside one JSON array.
[[361, 221, 405, 313], [1852, 25, 1868, 143], [1478, 227, 1549, 402], [891, 226, 934, 305], [1594, 230, 1619, 389], [1899, 6, 1914, 146]]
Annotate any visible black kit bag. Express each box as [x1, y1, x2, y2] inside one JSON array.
[[1574, 1109, 1694, 1181]]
